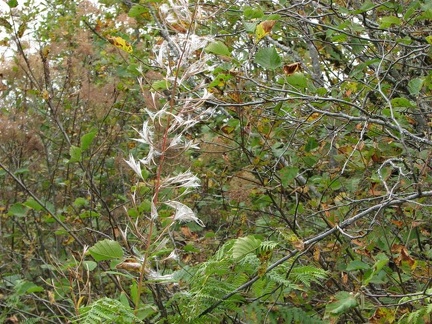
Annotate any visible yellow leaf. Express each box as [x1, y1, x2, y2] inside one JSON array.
[[107, 36, 133, 53], [255, 20, 276, 42]]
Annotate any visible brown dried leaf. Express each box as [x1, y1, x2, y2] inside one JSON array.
[[261, 20, 277, 33]]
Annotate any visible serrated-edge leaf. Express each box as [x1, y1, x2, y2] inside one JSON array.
[[7, 0, 18, 8], [279, 166, 299, 187], [286, 73, 308, 89], [69, 145, 82, 163], [346, 260, 370, 271], [83, 261, 97, 271], [254, 47, 282, 70], [7, 203, 29, 217], [128, 4, 147, 18], [326, 291, 358, 315], [89, 239, 123, 261], [379, 16, 401, 28], [408, 78, 424, 96], [205, 41, 231, 56], [80, 130, 97, 151], [243, 21, 258, 32], [23, 198, 44, 211]]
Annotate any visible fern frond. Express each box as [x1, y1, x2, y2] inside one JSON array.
[[259, 240, 279, 253], [232, 236, 262, 260], [265, 270, 301, 292], [289, 266, 328, 288], [72, 297, 142, 324]]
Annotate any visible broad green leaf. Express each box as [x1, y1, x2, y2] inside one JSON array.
[[205, 41, 231, 56], [305, 137, 319, 152], [73, 197, 89, 208], [83, 261, 97, 271], [408, 78, 424, 96], [80, 130, 97, 151], [7, 0, 18, 8], [326, 291, 358, 315], [286, 73, 307, 89], [346, 260, 370, 271], [7, 203, 29, 217], [379, 16, 401, 28], [128, 4, 147, 18], [278, 166, 299, 187], [243, 21, 258, 32], [233, 236, 262, 259], [390, 97, 415, 108], [89, 239, 123, 261], [243, 6, 264, 19], [152, 80, 170, 91], [254, 47, 282, 70], [69, 145, 82, 163], [15, 280, 44, 295], [363, 253, 389, 285], [14, 167, 29, 174], [24, 198, 44, 211]]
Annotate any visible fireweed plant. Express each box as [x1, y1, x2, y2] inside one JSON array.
[[121, 0, 214, 318]]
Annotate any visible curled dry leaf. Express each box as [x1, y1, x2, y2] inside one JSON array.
[[283, 62, 302, 75]]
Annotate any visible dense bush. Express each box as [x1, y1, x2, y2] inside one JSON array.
[[1, 0, 432, 323]]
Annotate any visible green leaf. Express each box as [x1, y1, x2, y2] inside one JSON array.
[[73, 197, 89, 208], [80, 129, 97, 151], [243, 6, 264, 19], [83, 261, 97, 271], [363, 253, 389, 285], [254, 47, 282, 70], [346, 260, 370, 271], [326, 291, 358, 315], [390, 97, 415, 108], [205, 41, 231, 56], [305, 137, 319, 152], [233, 236, 262, 259], [408, 78, 424, 96], [152, 80, 170, 91], [128, 4, 147, 18], [89, 239, 124, 261], [23, 198, 44, 211], [7, 0, 18, 8], [278, 166, 299, 187], [14, 167, 29, 174], [69, 145, 82, 163], [7, 203, 29, 217], [379, 16, 401, 28], [15, 280, 44, 294], [286, 73, 307, 89], [243, 21, 258, 32]]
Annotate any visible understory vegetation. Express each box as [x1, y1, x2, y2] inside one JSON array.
[[1, 0, 432, 323]]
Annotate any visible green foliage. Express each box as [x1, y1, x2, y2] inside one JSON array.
[[73, 297, 141, 324], [88, 239, 124, 261], [1, 0, 432, 322], [254, 47, 282, 70]]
